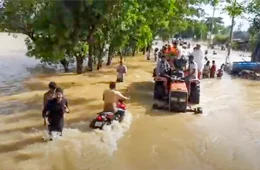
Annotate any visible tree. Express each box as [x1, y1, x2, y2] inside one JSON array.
[[204, 17, 225, 34], [224, 0, 245, 60], [179, 19, 208, 40], [0, 0, 71, 72], [0, 0, 213, 74], [247, 0, 260, 61]]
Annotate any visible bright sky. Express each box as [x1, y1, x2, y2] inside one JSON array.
[[202, 0, 251, 31]]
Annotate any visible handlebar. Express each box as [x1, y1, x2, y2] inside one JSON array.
[[170, 76, 185, 82]]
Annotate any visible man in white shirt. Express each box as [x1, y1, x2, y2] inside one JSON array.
[[191, 44, 204, 79], [188, 55, 198, 80]]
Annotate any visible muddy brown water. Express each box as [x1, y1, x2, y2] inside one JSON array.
[[0, 33, 259, 170]]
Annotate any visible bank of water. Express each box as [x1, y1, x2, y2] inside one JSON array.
[[0, 33, 260, 170]]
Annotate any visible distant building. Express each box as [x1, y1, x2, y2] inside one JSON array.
[[232, 39, 250, 51]]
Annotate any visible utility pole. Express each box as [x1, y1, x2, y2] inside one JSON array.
[[225, 0, 237, 63], [208, 1, 216, 47]]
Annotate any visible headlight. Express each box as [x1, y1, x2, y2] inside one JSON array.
[[171, 97, 186, 102]]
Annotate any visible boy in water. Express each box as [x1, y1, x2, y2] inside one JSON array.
[[116, 61, 127, 82], [210, 60, 216, 78], [42, 87, 69, 139], [217, 64, 225, 78], [43, 81, 57, 108], [43, 82, 57, 126]]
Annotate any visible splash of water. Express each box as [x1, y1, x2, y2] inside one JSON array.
[[42, 111, 133, 155]]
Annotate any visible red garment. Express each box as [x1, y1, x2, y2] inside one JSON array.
[[198, 71, 202, 80], [210, 64, 216, 78]]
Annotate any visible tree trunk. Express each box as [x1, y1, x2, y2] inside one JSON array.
[[132, 47, 136, 56], [252, 40, 260, 62], [106, 45, 113, 65], [226, 15, 235, 63], [97, 52, 103, 70], [75, 55, 84, 74], [97, 44, 106, 70], [60, 59, 69, 72], [142, 47, 146, 55], [120, 52, 123, 62], [97, 56, 102, 70], [88, 43, 93, 71]]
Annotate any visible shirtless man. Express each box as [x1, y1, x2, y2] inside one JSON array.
[[103, 82, 129, 116]]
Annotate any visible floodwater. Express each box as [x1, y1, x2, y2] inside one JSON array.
[[0, 33, 260, 170]]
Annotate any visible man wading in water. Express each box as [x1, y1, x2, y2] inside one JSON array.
[[43, 82, 57, 125], [116, 61, 127, 82], [43, 81, 57, 108], [42, 87, 69, 140], [103, 82, 129, 117]]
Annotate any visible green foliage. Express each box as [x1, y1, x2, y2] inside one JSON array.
[[0, 0, 212, 73], [225, 1, 244, 17], [179, 20, 208, 40], [247, 0, 260, 51], [213, 34, 229, 44], [204, 17, 226, 34]]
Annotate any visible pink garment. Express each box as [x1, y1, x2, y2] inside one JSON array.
[[117, 65, 127, 73], [116, 65, 127, 79]]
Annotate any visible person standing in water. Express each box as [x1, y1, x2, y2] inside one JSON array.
[[203, 61, 211, 78], [43, 82, 57, 126], [210, 60, 216, 78], [43, 81, 57, 108], [42, 87, 69, 139], [192, 44, 204, 79], [103, 82, 129, 117], [187, 55, 198, 80], [116, 61, 127, 82]]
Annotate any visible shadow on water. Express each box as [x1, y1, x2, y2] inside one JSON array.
[[85, 69, 116, 78], [0, 136, 42, 154], [26, 64, 57, 75], [3, 111, 40, 123], [127, 81, 174, 117], [24, 79, 84, 91], [91, 81, 111, 85], [0, 98, 99, 134]]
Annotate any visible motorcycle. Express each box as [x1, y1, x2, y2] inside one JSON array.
[[89, 100, 126, 129]]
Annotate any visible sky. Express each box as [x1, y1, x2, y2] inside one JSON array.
[[202, 0, 251, 31]]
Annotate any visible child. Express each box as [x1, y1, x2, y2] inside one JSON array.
[[217, 64, 224, 78], [210, 60, 216, 78], [203, 61, 211, 78], [116, 61, 127, 82]]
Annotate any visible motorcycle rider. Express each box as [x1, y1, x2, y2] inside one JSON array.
[[103, 82, 129, 117]]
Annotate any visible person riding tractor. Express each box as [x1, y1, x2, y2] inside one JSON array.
[[165, 42, 180, 67], [154, 55, 171, 98], [154, 54, 200, 105]]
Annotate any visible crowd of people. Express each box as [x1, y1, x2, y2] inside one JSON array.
[[41, 41, 224, 140], [42, 63, 129, 140], [42, 82, 69, 139], [153, 41, 224, 80]]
